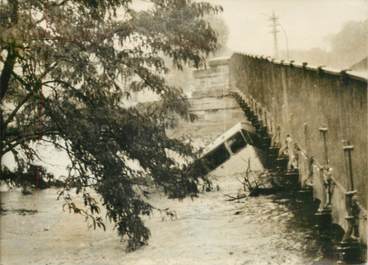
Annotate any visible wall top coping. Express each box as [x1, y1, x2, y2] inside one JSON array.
[[208, 56, 230, 67], [234, 53, 368, 83]]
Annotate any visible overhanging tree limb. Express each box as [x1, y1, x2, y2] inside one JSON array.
[[2, 130, 60, 155]]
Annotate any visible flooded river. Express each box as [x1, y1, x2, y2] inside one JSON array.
[[0, 63, 341, 265], [0, 171, 338, 265]]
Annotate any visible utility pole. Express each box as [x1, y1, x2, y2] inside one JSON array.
[[269, 12, 279, 59]]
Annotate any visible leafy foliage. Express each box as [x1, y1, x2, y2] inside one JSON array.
[[0, 0, 222, 249]]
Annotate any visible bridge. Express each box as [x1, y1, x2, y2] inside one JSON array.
[[190, 54, 367, 264]]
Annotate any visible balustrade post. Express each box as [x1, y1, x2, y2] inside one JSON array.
[[302, 123, 313, 188], [315, 127, 334, 230], [337, 141, 361, 264]]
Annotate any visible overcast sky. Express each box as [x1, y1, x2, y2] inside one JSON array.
[[210, 0, 367, 56]]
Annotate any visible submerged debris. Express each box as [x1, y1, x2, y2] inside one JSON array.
[[1, 208, 38, 216], [238, 158, 276, 197]]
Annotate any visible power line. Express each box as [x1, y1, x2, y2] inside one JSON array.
[[269, 12, 279, 59], [278, 23, 290, 60]]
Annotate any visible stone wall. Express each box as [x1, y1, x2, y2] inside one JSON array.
[[169, 57, 247, 147]]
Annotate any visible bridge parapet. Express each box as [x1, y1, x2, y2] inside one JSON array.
[[228, 53, 367, 248]]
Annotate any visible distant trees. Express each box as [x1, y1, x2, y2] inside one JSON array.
[[205, 15, 231, 57], [165, 14, 231, 94], [286, 19, 368, 69], [0, 0, 222, 250], [328, 19, 367, 68]]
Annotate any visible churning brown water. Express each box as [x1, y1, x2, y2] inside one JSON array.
[[0, 169, 338, 265]]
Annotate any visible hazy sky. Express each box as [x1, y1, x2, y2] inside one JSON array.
[[210, 0, 368, 56]]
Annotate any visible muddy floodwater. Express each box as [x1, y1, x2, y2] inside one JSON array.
[[0, 173, 339, 265]]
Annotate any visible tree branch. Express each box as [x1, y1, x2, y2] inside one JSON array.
[[0, 0, 19, 102], [3, 92, 34, 127], [0, 48, 17, 102], [2, 130, 60, 155], [10, 70, 29, 88]]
